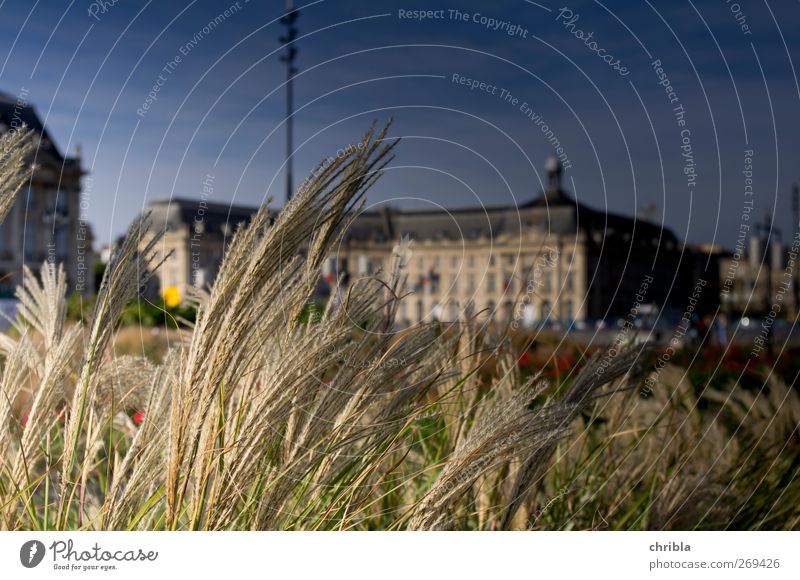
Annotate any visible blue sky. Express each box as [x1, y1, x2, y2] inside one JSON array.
[[0, 0, 798, 248]]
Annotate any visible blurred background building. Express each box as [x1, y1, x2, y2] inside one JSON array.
[[331, 157, 684, 326], [140, 158, 703, 328], [0, 90, 92, 296]]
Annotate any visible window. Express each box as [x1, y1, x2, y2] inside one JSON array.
[[56, 190, 69, 216], [526, 269, 536, 291], [429, 271, 440, 294], [468, 255, 475, 268], [24, 222, 36, 261], [489, 254, 496, 266], [55, 225, 70, 259], [564, 300, 574, 321], [467, 273, 476, 293], [543, 270, 552, 292], [487, 273, 496, 292], [450, 274, 458, 294], [416, 299, 424, 322], [565, 272, 574, 291], [450, 255, 458, 269]]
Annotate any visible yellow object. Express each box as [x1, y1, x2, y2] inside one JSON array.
[[163, 286, 181, 308]]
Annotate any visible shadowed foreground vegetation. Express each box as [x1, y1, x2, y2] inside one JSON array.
[[0, 125, 798, 530]]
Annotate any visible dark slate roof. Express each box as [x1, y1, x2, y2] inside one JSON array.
[[146, 197, 261, 236], [340, 187, 673, 246], [0, 90, 79, 167], [143, 190, 675, 248], [141, 156, 678, 249]]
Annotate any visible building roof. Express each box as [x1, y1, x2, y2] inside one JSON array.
[[342, 158, 675, 246], [142, 158, 677, 248], [146, 197, 263, 236], [0, 90, 80, 168]]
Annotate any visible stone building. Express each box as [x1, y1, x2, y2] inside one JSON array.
[[719, 234, 798, 317], [141, 197, 257, 297], [330, 157, 682, 326], [0, 90, 90, 295]]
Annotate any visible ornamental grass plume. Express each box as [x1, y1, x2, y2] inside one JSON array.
[[0, 123, 798, 531]]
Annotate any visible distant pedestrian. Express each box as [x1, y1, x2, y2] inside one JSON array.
[[716, 313, 729, 346]]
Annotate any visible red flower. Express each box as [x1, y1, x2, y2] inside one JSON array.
[[133, 411, 144, 426], [518, 351, 533, 367], [21, 411, 29, 428]]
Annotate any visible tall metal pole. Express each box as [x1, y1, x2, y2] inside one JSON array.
[[280, 0, 299, 203]]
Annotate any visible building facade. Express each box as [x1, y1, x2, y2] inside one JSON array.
[[0, 91, 90, 295], [141, 197, 257, 297], [329, 158, 682, 326], [719, 234, 798, 316]]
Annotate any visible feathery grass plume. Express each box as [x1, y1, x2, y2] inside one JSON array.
[[408, 344, 644, 530], [167, 123, 397, 528], [14, 263, 68, 366], [5, 326, 81, 528], [497, 344, 645, 529], [102, 350, 175, 530], [0, 332, 40, 524], [57, 213, 164, 528], [0, 126, 34, 223]]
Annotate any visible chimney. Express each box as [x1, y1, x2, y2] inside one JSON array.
[[771, 241, 783, 270], [748, 236, 761, 270]]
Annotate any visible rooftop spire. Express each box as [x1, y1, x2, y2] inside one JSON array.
[[545, 155, 562, 193]]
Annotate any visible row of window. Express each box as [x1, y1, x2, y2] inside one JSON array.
[[323, 256, 578, 297], [326, 251, 577, 276], [0, 219, 72, 259], [399, 298, 576, 323], [416, 270, 576, 295], [408, 252, 573, 271]]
